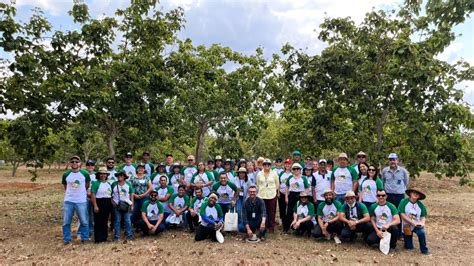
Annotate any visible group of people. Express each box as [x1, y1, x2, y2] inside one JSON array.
[[61, 150, 429, 255]]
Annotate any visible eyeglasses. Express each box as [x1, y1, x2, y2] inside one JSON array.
[[107, 161, 115, 164], [150, 194, 157, 197], [377, 194, 387, 198], [368, 169, 376, 172], [292, 168, 301, 171], [70, 161, 79, 164]]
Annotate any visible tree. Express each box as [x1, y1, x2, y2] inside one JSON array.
[[281, 1, 473, 181], [166, 40, 279, 162]]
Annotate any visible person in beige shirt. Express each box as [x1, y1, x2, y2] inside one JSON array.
[[256, 159, 280, 233]]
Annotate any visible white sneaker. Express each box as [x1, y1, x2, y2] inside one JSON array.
[[334, 235, 341, 244]]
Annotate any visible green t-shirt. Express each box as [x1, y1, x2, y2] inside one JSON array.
[[191, 172, 214, 196], [337, 202, 369, 221], [293, 201, 315, 217], [398, 198, 427, 230], [62, 169, 91, 203], [316, 200, 342, 223], [90, 180, 112, 199], [330, 166, 358, 194], [189, 196, 207, 212], [369, 202, 399, 229], [212, 181, 238, 204], [285, 175, 309, 192], [141, 200, 164, 221], [118, 163, 138, 178], [168, 193, 190, 210]]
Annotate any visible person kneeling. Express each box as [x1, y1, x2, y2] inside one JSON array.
[[338, 191, 372, 242], [241, 185, 267, 241], [139, 190, 165, 236], [366, 190, 400, 250], [195, 194, 224, 242], [291, 192, 315, 237], [312, 189, 343, 244]]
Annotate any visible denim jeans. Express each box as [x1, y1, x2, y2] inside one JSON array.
[[335, 194, 345, 204], [132, 197, 148, 226], [236, 196, 244, 228], [77, 199, 94, 236], [63, 201, 89, 243], [404, 226, 429, 254], [113, 208, 133, 240]]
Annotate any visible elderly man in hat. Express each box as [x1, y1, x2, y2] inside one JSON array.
[[338, 191, 372, 242], [139, 190, 166, 236], [195, 193, 224, 242], [62, 155, 91, 244], [312, 189, 343, 244], [399, 188, 429, 255], [119, 152, 137, 178], [366, 189, 400, 250], [352, 151, 368, 174], [241, 185, 267, 241], [331, 153, 358, 203], [290, 192, 316, 237], [256, 158, 280, 233]]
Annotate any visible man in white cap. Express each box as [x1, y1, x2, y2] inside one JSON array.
[[381, 153, 409, 209], [119, 152, 137, 178], [338, 191, 372, 242], [331, 153, 358, 203], [256, 158, 280, 233], [312, 159, 332, 207], [352, 151, 367, 174]]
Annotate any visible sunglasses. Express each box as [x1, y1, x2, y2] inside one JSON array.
[[377, 194, 387, 198], [150, 194, 157, 197], [389, 158, 397, 161], [70, 161, 79, 164], [357, 156, 366, 158], [368, 169, 376, 172], [292, 168, 301, 171], [86, 164, 94, 167], [107, 161, 115, 164]]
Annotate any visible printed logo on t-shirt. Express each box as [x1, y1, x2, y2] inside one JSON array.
[[337, 175, 346, 181], [69, 180, 81, 188]]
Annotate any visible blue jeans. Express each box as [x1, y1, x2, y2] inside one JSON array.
[[335, 194, 345, 204], [387, 193, 404, 236], [404, 226, 429, 254], [238, 218, 267, 239], [113, 208, 133, 240], [132, 197, 148, 226], [63, 201, 89, 243], [77, 199, 94, 236]]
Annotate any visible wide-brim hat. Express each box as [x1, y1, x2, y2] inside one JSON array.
[[356, 151, 367, 157], [299, 191, 309, 198], [97, 167, 108, 175], [338, 153, 349, 160], [321, 188, 335, 198], [246, 234, 260, 243], [405, 188, 426, 200], [114, 170, 128, 179], [344, 191, 356, 198], [291, 163, 302, 169], [237, 167, 247, 173]]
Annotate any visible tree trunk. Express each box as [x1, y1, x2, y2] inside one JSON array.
[[106, 129, 116, 158], [11, 161, 19, 177], [48, 164, 52, 174], [195, 122, 208, 163]]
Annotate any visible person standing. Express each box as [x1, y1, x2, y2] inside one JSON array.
[[277, 159, 292, 229], [352, 151, 368, 174], [214, 155, 224, 174], [154, 175, 173, 222], [256, 159, 280, 233], [284, 163, 309, 233], [111, 170, 135, 241], [312, 159, 332, 207], [359, 165, 384, 208], [165, 153, 174, 174], [399, 188, 430, 255], [181, 155, 197, 193], [366, 189, 400, 250], [331, 153, 358, 203], [381, 153, 409, 209], [212, 173, 238, 215], [119, 152, 137, 178], [83, 160, 96, 237], [241, 185, 267, 241], [222, 159, 237, 184], [130, 164, 152, 226], [190, 162, 214, 197], [141, 151, 154, 178], [105, 157, 118, 184], [292, 150, 305, 168], [62, 156, 91, 245], [90, 167, 112, 243]]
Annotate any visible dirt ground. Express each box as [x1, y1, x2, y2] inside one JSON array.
[[0, 168, 473, 265]]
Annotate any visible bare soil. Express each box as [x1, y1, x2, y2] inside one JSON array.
[[0, 168, 473, 265]]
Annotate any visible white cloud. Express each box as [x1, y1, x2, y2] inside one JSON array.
[[15, 0, 71, 16]]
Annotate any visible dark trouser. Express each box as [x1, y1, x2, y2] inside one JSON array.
[[138, 219, 165, 236], [277, 194, 287, 226], [195, 225, 217, 242], [132, 197, 148, 226], [315, 200, 324, 208], [186, 211, 200, 232], [93, 198, 112, 243], [362, 201, 375, 209], [292, 220, 314, 237], [312, 221, 343, 238], [264, 197, 277, 231], [284, 192, 300, 232], [387, 193, 404, 236], [404, 226, 429, 254], [366, 225, 399, 248], [340, 222, 373, 241], [218, 203, 231, 216], [335, 194, 345, 204], [244, 218, 267, 238]]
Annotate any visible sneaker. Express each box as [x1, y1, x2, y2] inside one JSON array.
[[325, 235, 331, 241], [260, 236, 266, 241], [64, 241, 71, 246], [334, 235, 342, 244]]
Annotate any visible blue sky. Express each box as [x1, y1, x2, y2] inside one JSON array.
[[5, 0, 474, 106]]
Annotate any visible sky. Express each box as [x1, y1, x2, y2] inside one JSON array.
[[4, 0, 474, 106]]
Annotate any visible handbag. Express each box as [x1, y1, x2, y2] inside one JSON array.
[[116, 184, 130, 213], [223, 207, 238, 232]]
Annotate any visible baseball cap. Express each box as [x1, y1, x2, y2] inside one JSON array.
[[388, 153, 398, 159]]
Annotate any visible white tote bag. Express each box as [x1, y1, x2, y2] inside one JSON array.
[[166, 213, 183, 225], [379, 231, 391, 255], [223, 208, 238, 232]]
